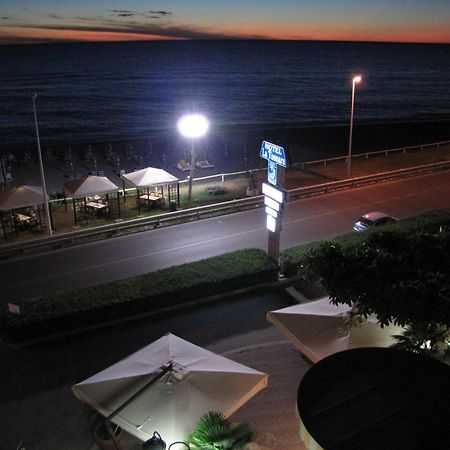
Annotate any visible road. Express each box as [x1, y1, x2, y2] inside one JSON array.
[[1, 170, 449, 303]]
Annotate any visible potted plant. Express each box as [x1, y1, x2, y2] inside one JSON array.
[[187, 411, 252, 450], [94, 420, 123, 450]]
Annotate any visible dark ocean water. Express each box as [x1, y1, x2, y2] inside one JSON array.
[[1, 40, 449, 149]]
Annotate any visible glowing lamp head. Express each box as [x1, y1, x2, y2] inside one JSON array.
[[353, 75, 362, 84], [177, 114, 209, 138]]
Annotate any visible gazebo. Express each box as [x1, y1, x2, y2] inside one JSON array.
[[121, 167, 180, 213], [0, 185, 48, 236], [64, 175, 120, 224]]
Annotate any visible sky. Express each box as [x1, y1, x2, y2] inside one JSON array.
[[1, 0, 449, 45]]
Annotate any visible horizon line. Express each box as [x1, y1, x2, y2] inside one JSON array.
[[1, 37, 450, 47]]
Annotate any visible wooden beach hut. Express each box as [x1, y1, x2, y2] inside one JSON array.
[[121, 167, 180, 213], [64, 175, 120, 224], [0, 185, 48, 236]]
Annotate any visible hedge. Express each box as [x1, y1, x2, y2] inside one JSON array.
[[1, 248, 279, 340]]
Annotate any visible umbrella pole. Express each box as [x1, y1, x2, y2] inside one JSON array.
[[105, 420, 122, 450], [102, 363, 172, 450], [108, 363, 172, 422]]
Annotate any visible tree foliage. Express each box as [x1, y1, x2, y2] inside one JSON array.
[[300, 229, 450, 327]]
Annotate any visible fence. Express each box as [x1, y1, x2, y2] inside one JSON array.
[[294, 139, 450, 170]]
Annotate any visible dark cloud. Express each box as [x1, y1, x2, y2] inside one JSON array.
[[17, 20, 266, 40], [148, 11, 173, 16], [1, 16, 9, 20], [47, 14, 64, 20], [110, 9, 134, 17], [146, 11, 173, 19]]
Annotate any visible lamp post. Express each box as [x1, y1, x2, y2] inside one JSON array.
[[347, 75, 362, 178], [32, 94, 53, 236], [177, 114, 209, 202]]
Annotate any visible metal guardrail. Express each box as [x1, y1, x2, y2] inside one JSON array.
[[0, 196, 264, 259], [1, 158, 449, 260], [294, 139, 450, 169], [288, 160, 450, 200]]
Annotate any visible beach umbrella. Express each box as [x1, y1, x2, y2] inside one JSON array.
[[267, 297, 404, 363], [0, 185, 44, 210], [72, 333, 268, 445]]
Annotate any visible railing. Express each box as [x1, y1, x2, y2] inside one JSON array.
[[1, 146, 449, 260], [0, 196, 263, 259], [178, 167, 267, 185], [294, 139, 450, 169], [288, 160, 450, 201]]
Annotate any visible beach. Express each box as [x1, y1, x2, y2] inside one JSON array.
[[3, 118, 450, 194]]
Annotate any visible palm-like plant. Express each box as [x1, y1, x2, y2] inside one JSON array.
[[187, 411, 252, 450], [392, 322, 450, 362]]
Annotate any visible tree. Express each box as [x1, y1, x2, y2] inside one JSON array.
[[300, 229, 450, 328]]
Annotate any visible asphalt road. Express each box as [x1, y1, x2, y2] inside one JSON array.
[[1, 170, 449, 303]]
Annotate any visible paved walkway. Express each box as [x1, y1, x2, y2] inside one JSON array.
[[86, 328, 312, 450]]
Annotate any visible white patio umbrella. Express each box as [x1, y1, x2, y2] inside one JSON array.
[[121, 167, 179, 189], [64, 175, 119, 198], [0, 185, 44, 210], [267, 297, 404, 363], [72, 333, 268, 445]]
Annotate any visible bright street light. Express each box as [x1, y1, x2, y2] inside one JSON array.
[[347, 74, 362, 178], [177, 114, 209, 202]]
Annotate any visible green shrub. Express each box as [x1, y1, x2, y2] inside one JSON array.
[[1, 249, 278, 339], [187, 411, 252, 450]]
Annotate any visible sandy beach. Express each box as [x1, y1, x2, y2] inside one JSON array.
[[2, 118, 450, 194]]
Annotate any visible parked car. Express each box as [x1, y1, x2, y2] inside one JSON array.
[[353, 211, 398, 232]]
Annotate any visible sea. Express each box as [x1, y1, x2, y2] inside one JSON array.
[[1, 40, 450, 151]]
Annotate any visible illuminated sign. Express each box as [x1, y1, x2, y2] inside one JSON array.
[[266, 215, 277, 232], [268, 160, 277, 185], [264, 196, 281, 211], [262, 183, 285, 204], [265, 206, 278, 218], [260, 141, 287, 167]]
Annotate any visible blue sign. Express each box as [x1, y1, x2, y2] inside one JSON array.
[[268, 160, 277, 185], [260, 141, 287, 167]]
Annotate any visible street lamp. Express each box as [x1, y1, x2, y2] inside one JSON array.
[[32, 94, 53, 236], [347, 74, 362, 178], [177, 114, 209, 202]]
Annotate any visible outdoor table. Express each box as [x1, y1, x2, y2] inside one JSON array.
[[86, 201, 108, 216], [14, 213, 38, 230], [16, 213, 32, 223], [139, 193, 163, 208]]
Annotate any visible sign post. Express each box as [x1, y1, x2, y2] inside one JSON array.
[[259, 141, 289, 262]]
